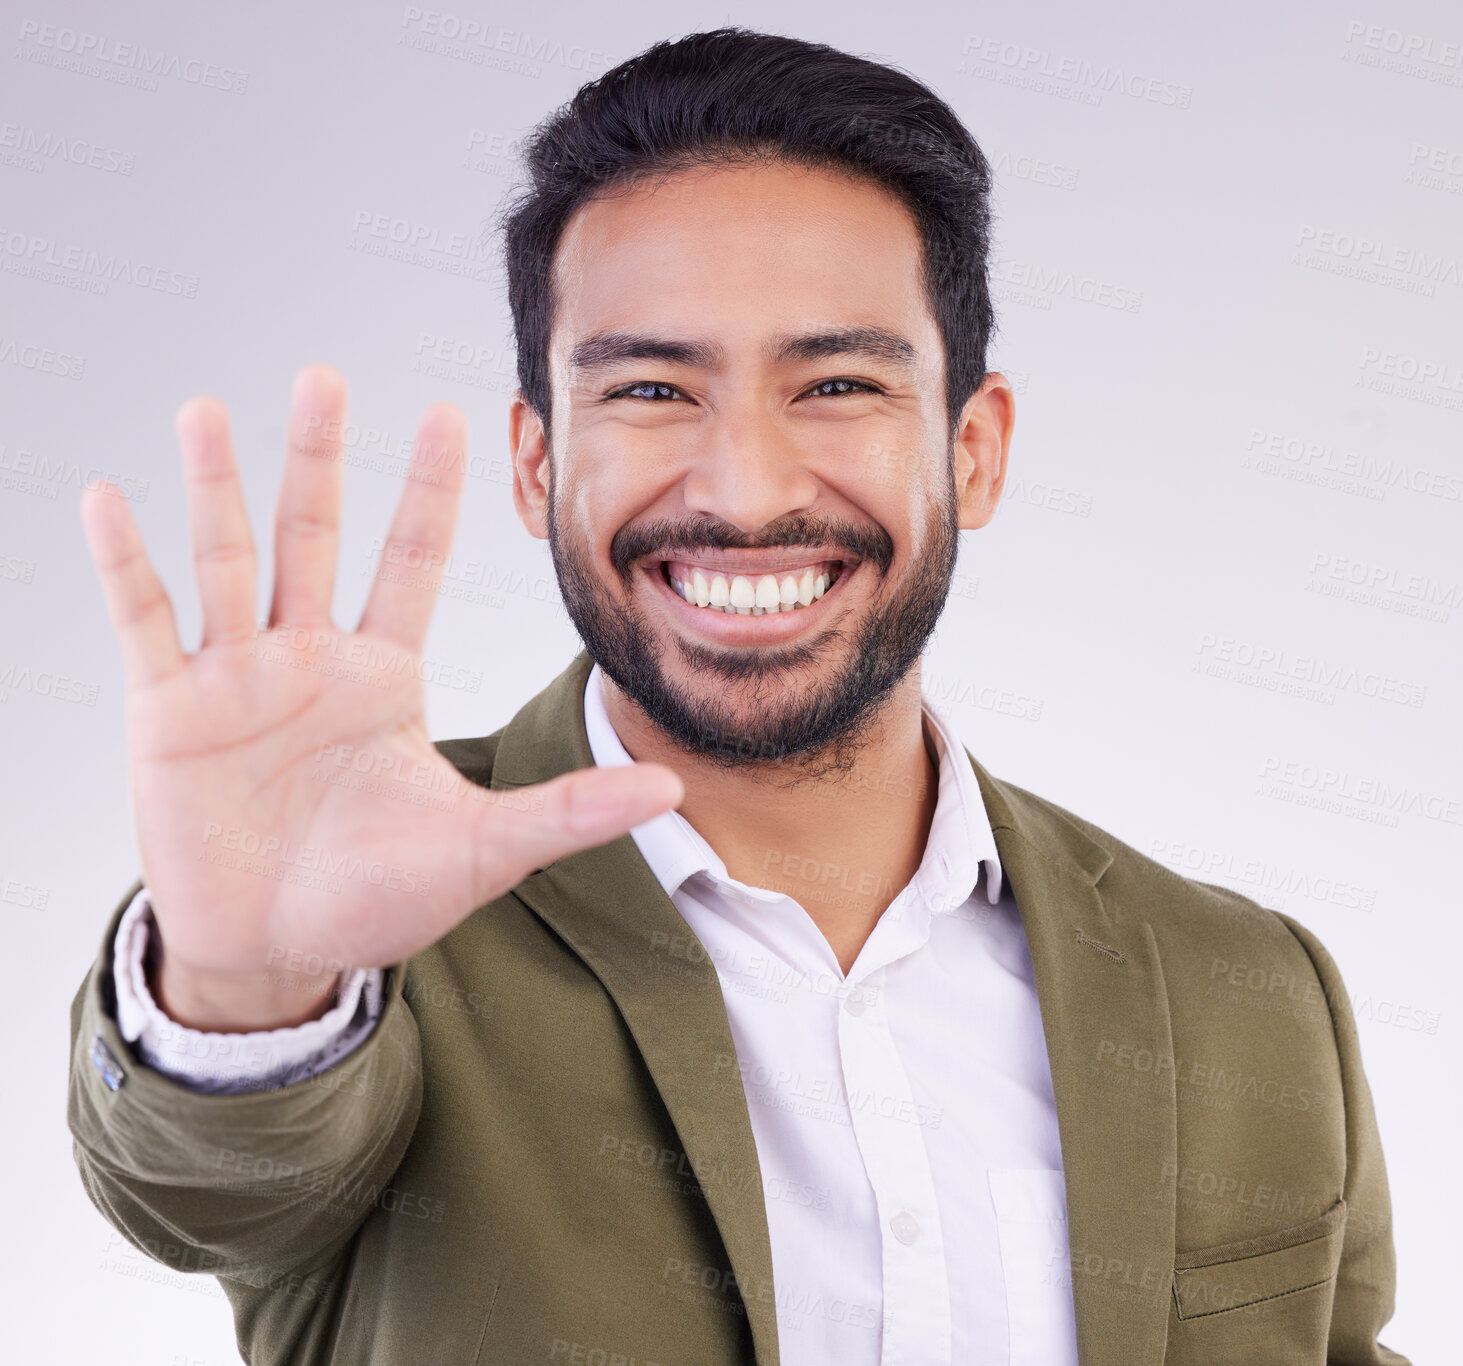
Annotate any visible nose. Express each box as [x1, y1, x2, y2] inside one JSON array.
[[679, 405, 821, 534]]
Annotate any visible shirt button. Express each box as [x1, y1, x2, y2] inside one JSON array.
[[890, 1211, 922, 1245], [842, 992, 867, 1017]]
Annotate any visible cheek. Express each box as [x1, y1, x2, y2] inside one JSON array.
[[562, 435, 689, 537], [556, 466, 645, 581], [861, 488, 943, 581]]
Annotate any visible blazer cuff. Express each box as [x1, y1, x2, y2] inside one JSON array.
[[111, 886, 384, 1094], [69, 880, 421, 1192]]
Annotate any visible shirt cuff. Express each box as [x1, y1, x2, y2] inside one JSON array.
[[111, 886, 385, 1094]]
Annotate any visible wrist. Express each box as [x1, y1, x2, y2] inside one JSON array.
[[149, 951, 342, 1033]]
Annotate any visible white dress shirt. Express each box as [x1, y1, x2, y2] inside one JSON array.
[[112, 665, 1079, 1365]]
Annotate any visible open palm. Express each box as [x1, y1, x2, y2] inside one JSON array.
[[80, 365, 680, 1030]]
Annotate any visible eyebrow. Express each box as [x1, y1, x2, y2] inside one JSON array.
[[568, 326, 919, 375]]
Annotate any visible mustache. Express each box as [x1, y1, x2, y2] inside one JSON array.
[[609, 514, 895, 583]]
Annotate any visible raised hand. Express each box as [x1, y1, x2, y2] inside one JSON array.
[[80, 365, 681, 1031]]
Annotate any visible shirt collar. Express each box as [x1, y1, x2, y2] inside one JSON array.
[[582, 662, 1004, 913]]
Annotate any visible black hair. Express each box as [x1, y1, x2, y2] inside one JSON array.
[[499, 26, 997, 447]]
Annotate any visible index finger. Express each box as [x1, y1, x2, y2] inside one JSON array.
[[356, 403, 469, 652]]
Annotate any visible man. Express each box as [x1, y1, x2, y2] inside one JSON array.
[[68, 26, 1408, 1366]]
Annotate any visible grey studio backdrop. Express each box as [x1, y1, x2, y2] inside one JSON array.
[[1, 1, 1456, 1360]]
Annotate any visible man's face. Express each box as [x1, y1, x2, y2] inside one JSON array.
[[511, 161, 1001, 772]]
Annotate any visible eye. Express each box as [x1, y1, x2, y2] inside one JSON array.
[[608, 381, 685, 402], [604, 377, 883, 403], [803, 378, 882, 398]]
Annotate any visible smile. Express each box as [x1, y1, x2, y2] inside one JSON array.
[[643, 552, 854, 643], [661, 559, 843, 614]]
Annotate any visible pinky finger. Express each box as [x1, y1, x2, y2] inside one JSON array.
[[80, 482, 187, 691]]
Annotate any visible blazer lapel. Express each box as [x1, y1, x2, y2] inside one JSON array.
[[972, 758, 1177, 1366], [489, 652, 781, 1366]]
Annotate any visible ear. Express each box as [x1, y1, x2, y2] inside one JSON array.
[[509, 394, 551, 540], [951, 372, 1015, 531]]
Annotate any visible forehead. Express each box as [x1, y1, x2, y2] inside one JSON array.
[[548, 161, 938, 362]]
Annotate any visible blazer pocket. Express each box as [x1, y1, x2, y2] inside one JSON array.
[[1171, 1197, 1347, 1321]]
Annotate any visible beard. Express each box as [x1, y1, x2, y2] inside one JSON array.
[[548, 469, 960, 779]]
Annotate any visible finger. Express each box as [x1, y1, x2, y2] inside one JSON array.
[[178, 396, 258, 646], [80, 481, 187, 690], [466, 763, 686, 903], [357, 402, 468, 652], [269, 364, 348, 628]]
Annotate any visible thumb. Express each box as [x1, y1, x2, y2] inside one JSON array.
[[469, 762, 684, 887], [556, 762, 686, 842]]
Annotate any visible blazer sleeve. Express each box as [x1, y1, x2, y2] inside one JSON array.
[[67, 877, 423, 1298], [1275, 912, 1411, 1366]]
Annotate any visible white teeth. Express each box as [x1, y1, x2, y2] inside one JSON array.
[[669, 563, 838, 614]]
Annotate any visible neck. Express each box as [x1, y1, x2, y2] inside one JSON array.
[[600, 665, 941, 975]]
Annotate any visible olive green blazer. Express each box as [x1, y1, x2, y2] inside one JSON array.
[[68, 651, 1408, 1365]]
